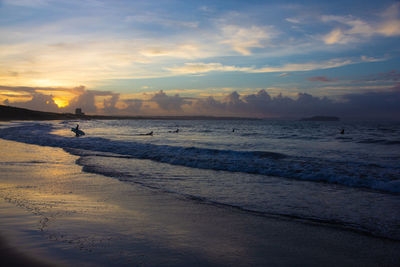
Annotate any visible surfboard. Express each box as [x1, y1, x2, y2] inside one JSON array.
[[71, 128, 85, 136]]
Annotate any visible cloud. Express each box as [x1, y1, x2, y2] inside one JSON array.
[[65, 89, 96, 113], [377, 3, 400, 36], [357, 70, 400, 83], [193, 90, 330, 117], [121, 99, 143, 114], [377, 19, 400, 36], [166, 63, 253, 75], [339, 85, 400, 118], [0, 85, 123, 114], [139, 44, 206, 59], [68, 88, 120, 114], [2, 84, 399, 119], [10, 92, 60, 112], [0, 85, 72, 94], [374, 70, 400, 81], [167, 58, 359, 76], [193, 88, 400, 119], [150, 90, 191, 111], [360, 55, 386, 63], [102, 94, 120, 115], [1, 3, 397, 88], [220, 25, 274, 55], [285, 18, 301, 24], [323, 28, 353, 45], [0, 34, 224, 87], [253, 58, 355, 73], [321, 4, 400, 44], [0, 85, 77, 112], [307, 76, 336, 82], [194, 96, 227, 114]]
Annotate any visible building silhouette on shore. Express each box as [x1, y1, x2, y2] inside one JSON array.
[[75, 108, 84, 115]]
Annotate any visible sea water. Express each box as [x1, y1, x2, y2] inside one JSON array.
[[0, 119, 399, 240]]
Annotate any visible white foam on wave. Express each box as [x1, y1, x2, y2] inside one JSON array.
[[0, 122, 399, 193]]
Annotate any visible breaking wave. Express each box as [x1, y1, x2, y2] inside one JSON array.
[[0, 123, 399, 193]]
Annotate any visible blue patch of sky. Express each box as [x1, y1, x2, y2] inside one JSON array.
[[2, 0, 399, 97], [0, 5, 56, 27], [98, 54, 400, 97], [97, 71, 298, 95]]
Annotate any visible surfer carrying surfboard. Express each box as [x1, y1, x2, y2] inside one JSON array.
[[71, 124, 85, 137], [74, 124, 80, 137]]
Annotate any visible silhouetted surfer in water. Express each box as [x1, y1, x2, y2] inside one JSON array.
[[71, 124, 85, 137], [74, 124, 79, 137], [340, 129, 344, 134], [140, 131, 153, 136]]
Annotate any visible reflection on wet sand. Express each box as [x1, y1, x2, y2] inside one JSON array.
[[0, 139, 400, 266]]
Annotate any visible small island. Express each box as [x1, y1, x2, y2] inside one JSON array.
[[300, 116, 340, 121]]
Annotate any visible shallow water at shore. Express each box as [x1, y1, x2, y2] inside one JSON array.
[[1, 139, 400, 266], [0, 120, 399, 241]]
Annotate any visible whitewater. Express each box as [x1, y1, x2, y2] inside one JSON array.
[[0, 119, 399, 240]]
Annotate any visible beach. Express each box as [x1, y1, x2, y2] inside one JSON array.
[[1, 0, 399, 265], [1, 138, 399, 266]]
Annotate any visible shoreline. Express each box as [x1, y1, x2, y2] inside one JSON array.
[[0, 138, 399, 266]]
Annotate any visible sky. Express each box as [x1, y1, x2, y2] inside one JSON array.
[[0, 0, 400, 118]]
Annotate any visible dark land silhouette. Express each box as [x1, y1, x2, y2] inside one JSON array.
[[0, 105, 260, 121]]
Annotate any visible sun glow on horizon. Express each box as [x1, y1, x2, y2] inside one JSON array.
[[53, 97, 69, 108], [0, 1, 399, 118]]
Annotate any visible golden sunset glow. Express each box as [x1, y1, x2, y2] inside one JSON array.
[[0, 2, 400, 267], [0, 1, 399, 118], [53, 97, 69, 108]]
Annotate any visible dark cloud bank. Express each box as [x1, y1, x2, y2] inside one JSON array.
[[0, 85, 142, 115], [1, 85, 400, 120], [194, 87, 400, 119]]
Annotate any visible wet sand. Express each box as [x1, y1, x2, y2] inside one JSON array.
[[0, 204, 64, 267], [0, 234, 52, 267], [0, 138, 399, 266]]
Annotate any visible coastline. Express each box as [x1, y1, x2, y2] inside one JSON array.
[[0, 105, 259, 121], [0, 138, 399, 266]]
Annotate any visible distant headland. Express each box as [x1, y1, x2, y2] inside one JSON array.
[[0, 105, 258, 121], [300, 116, 340, 121]]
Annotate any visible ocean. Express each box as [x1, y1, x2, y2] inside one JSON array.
[[0, 119, 399, 240]]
